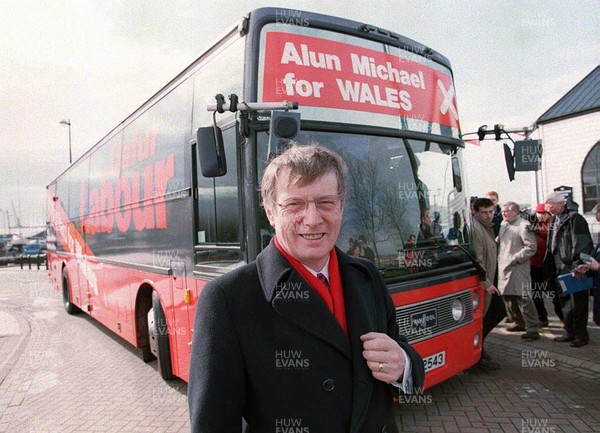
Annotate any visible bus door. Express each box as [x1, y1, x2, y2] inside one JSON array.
[[76, 254, 91, 313], [169, 259, 192, 359], [192, 120, 244, 306]]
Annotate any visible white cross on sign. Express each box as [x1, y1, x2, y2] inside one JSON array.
[[437, 80, 458, 120]]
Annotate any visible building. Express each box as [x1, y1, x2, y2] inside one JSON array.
[[536, 66, 600, 232]]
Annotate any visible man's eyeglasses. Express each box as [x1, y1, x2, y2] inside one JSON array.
[[277, 195, 343, 215]]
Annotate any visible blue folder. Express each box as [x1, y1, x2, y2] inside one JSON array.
[[557, 273, 593, 295]]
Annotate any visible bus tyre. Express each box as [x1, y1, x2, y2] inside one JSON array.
[[62, 268, 80, 315], [148, 292, 174, 380]]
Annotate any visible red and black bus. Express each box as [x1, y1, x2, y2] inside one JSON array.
[[47, 7, 483, 388]]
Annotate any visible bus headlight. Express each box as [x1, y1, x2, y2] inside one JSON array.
[[451, 299, 464, 321], [472, 291, 480, 310]]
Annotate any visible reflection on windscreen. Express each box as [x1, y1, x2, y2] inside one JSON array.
[[292, 132, 471, 275]]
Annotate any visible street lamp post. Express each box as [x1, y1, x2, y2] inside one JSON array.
[[59, 119, 72, 164]]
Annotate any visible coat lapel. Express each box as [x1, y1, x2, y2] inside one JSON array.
[[257, 243, 351, 359], [257, 243, 381, 431]]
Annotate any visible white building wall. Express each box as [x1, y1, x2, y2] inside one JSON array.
[[539, 112, 600, 204], [539, 111, 600, 233]]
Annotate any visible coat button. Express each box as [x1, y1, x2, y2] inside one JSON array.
[[322, 379, 335, 392]]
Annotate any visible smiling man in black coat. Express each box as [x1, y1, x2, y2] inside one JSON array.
[[188, 143, 424, 432]]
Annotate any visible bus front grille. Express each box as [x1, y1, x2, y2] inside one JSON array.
[[395, 289, 474, 343]]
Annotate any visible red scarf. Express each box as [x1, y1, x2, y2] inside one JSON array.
[[274, 237, 348, 336]]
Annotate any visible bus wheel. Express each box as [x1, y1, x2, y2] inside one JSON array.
[[147, 291, 174, 380], [62, 268, 80, 315]]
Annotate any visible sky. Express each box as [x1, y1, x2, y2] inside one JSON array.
[[0, 0, 598, 236]]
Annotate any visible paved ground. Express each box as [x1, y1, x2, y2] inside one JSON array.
[[396, 303, 600, 433], [0, 268, 188, 433], [1, 267, 599, 432]]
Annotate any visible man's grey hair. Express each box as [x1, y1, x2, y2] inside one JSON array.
[[545, 192, 567, 204], [502, 201, 520, 212], [261, 142, 348, 206]]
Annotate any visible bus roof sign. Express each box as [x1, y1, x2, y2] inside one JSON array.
[[258, 27, 461, 137]]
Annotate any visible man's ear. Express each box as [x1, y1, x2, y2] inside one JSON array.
[[264, 203, 276, 227]]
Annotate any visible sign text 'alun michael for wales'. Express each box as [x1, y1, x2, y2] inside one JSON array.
[[262, 32, 460, 130]]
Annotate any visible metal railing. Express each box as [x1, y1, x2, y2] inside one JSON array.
[[18, 253, 48, 270]]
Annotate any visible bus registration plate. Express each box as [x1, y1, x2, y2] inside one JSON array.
[[423, 351, 445, 372]]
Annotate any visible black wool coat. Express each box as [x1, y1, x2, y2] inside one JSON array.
[[188, 242, 425, 433], [544, 207, 593, 277]]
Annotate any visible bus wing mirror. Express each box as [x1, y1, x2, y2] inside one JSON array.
[[451, 155, 463, 192], [503, 143, 515, 182], [197, 126, 227, 177]]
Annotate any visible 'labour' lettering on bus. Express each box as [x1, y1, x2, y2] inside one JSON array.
[[81, 154, 175, 234], [118, 132, 157, 171]]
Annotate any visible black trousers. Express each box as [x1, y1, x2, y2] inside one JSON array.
[[547, 278, 565, 321], [560, 290, 589, 341], [530, 265, 553, 321], [483, 293, 506, 341]]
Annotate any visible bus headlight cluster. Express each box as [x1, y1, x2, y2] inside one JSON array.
[[451, 299, 464, 322]]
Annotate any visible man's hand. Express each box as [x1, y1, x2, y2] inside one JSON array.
[[574, 257, 599, 278], [486, 284, 500, 295], [360, 332, 405, 384], [586, 257, 599, 271]]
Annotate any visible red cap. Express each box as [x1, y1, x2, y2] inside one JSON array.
[[535, 203, 547, 213]]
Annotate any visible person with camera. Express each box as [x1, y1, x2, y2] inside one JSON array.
[[544, 193, 593, 347]]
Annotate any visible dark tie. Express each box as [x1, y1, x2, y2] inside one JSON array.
[[317, 273, 329, 289]]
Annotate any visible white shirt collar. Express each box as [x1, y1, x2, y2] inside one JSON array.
[[303, 257, 330, 280]]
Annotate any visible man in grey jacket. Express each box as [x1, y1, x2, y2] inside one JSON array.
[[497, 201, 539, 340], [544, 193, 592, 347]]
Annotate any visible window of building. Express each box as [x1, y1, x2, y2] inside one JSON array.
[[581, 141, 600, 213]]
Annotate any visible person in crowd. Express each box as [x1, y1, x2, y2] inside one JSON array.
[[545, 193, 593, 347], [470, 196, 478, 216], [350, 242, 362, 257], [472, 197, 505, 369], [446, 212, 464, 244], [401, 234, 418, 271], [486, 191, 503, 237], [417, 208, 443, 244], [497, 201, 539, 340], [346, 237, 355, 255], [529, 204, 551, 327], [358, 235, 375, 262], [486, 191, 509, 322], [404, 234, 417, 250], [399, 235, 419, 272], [575, 203, 600, 326], [188, 143, 424, 432]]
